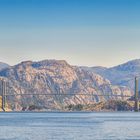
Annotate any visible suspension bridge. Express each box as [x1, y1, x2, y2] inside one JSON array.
[[0, 77, 139, 112]]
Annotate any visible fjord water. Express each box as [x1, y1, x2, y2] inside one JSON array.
[[0, 112, 140, 140]]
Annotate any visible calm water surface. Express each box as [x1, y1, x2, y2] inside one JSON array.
[[0, 112, 140, 140]]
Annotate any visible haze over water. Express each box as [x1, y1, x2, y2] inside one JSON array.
[[0, 112, 140, 140]]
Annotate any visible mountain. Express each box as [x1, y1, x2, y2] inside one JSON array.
[[0, 62, 9, 70], [91, 59, 140, 90], [0, 60, 132, 111]]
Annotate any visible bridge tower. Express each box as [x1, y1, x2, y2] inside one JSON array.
[[0, 78, 6, 111], [135, 77, 139, 112]]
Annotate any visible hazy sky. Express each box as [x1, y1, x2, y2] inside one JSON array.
[[0, 0, 140, 67]]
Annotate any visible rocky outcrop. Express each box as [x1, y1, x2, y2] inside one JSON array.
[[0, 60, 132, 111]]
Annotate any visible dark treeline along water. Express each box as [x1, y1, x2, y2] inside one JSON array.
[[0, 112, 140, 140]]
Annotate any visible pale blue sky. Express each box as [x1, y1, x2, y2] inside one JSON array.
[[0, 0, 140, 67]]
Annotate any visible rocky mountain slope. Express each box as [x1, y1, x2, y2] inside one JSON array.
[[0, 60, 132, 111], [90, 59, 140, 90]]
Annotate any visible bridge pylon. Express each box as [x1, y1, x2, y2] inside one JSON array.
[[0, 78, 6, 112], [134, 77, 139, 112]]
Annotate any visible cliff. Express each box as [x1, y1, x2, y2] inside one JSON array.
[[0, 60, 132, 111]]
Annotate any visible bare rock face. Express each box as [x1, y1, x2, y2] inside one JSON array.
[[0, 60, 132, 111]]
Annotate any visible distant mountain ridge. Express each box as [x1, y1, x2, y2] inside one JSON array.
[[0, 62, 9, 70], [89, 59, 140, 90], [0, 59, 132, 111]]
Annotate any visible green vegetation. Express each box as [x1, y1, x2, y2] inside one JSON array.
[[22, 105, 43, 111], [103, 100, 133, 111], [65, 104, 84, 111], [65, 100, 134, 111]]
